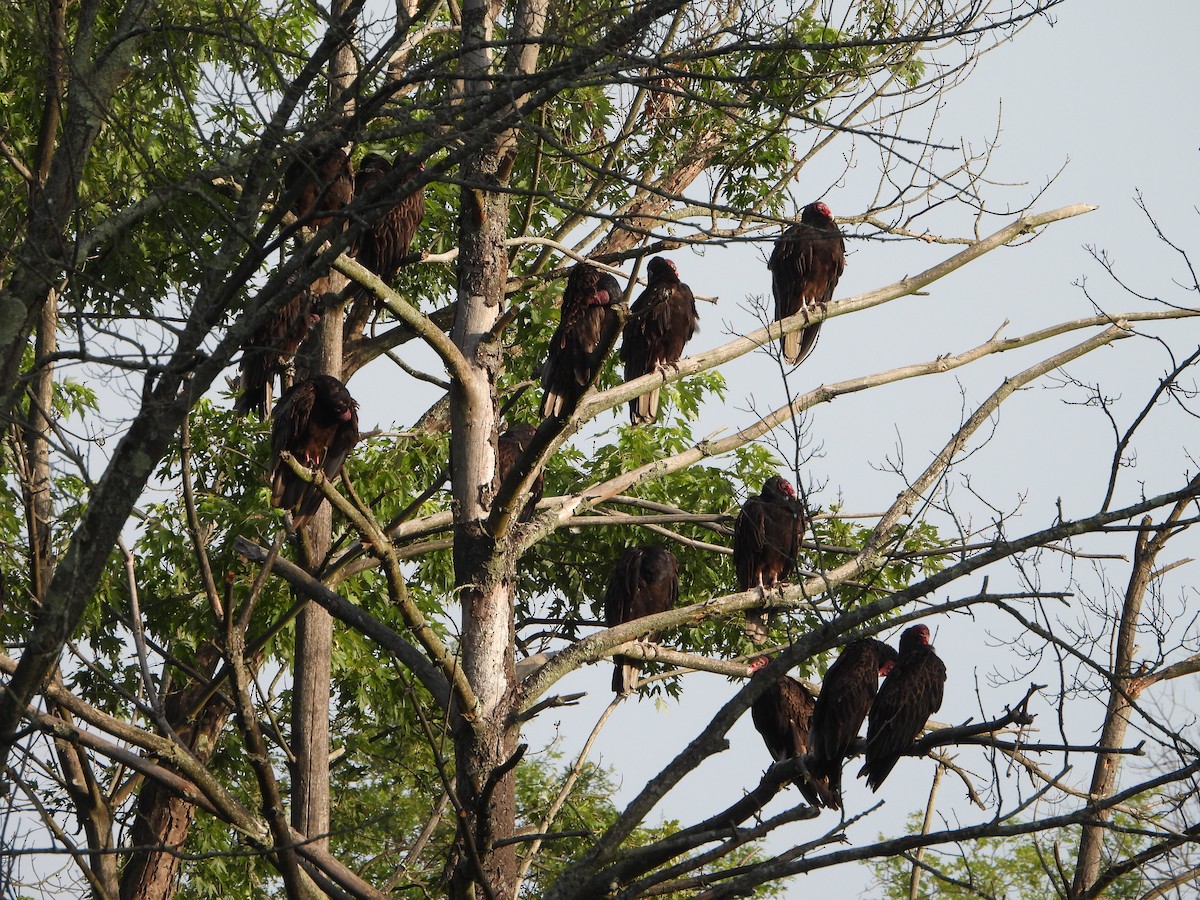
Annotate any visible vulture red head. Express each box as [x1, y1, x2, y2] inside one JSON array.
[[647, 257, 679, 280], [899, 624, 932, 652], [767, 476, 797, 500]]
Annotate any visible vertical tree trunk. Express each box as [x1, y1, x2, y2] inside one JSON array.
[[290, 301, 345, 851], [289, 0, 357, 855], [119, 644, 232, 900], [450, 176, 514, 894], [22, 295, 120, 898], [291, 505, 335, 851], [1070, 516, 1166, 897], [452, 9, 511, 897], [449, 2, 547, 892], [24, 296, 56, 624], [23, 15, 123, 893]]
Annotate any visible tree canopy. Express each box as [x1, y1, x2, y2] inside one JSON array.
[[3, 0, 1200, 897]]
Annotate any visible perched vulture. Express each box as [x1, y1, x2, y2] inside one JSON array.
[[859, 624, 947, 791], [806, 638, 899, 809], [345, 152, 427, 337], [620, 257, 699, 425], [540, 263, 624, 418], [768, 201, 845, 365], [234, 278, 323, 418], [604, 546, 680, 694], [270, 375, 360, 527], [283, 143, 354, 230], [497, 423, 544, 522], [748, 656, 823, 807], [733, 475, 807, 644]]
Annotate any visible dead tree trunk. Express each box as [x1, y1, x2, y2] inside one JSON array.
[[16, 292, 121, 897], [449, 0, 547, 893], [449, 127, 514, 900], [289, 0, 357, 858], [1069, 514, 1180, 897], [119, 643, 232, 900]]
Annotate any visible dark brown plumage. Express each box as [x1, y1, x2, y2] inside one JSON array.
[[353, 153, 426, 276], [859, 624, 947, 791], [284, 143, 354, 231], [768, 201, 845, 365], [604, 546, 680, 694], [733, 475, 807, 644], [540, 263, 624, 418], [620, 257, 699, 425], [748, 656, 822, 807], [234, 279, 323, 418], [497, 423, 544, 522], [345, 153, 427, 337], [806, 638, 899, 809], [270, 375, 360, 527]]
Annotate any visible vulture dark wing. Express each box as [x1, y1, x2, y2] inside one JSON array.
[[541, 265, 622, 418], [498, 424, 543, 521], [859, 633, 946, 791], [751, 674, 822, 807], [236, 280, 320, 418], [733, 499, 770, 590], [620, 258, 699, 424], [768, 202, 845, 365], [270, 375, 359, 527], [285, 145, 354, 230], [604, 546, 679, 694], [734, 477, 806, 643], [807, 638, 898, 809], [270, 380, 319, 513], [345, 154, 427, 339]]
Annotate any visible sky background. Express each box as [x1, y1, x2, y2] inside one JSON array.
[[501, 3, 1200, 896], [10, 1, 1200, 896]]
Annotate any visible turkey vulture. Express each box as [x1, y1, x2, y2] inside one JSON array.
[[270, 375, 360, 527], [859, 624, 946, 791], [345, 152, 427, 337], [234, 278, 323, 418], [497, 423, 544, 522], [284, 143, 354, 231], [748, 656, 823, 807], [768, 201, 845, 365], [733, 475, 807, 644], [540, 263, 624, 418], [620, 257, 699, 425], [806, 638, 899, 809], [604, 546, 680, 694]]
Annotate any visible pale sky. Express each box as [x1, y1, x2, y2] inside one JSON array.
[[515, 4, 1200, 897], [10, 2, 1200, 896]]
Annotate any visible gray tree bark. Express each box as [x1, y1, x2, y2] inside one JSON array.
[[119, 643, 232, 900], [1070, 513, 1180, 898], [289, 0, 357, 858], [449, 0, 547, 894]]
